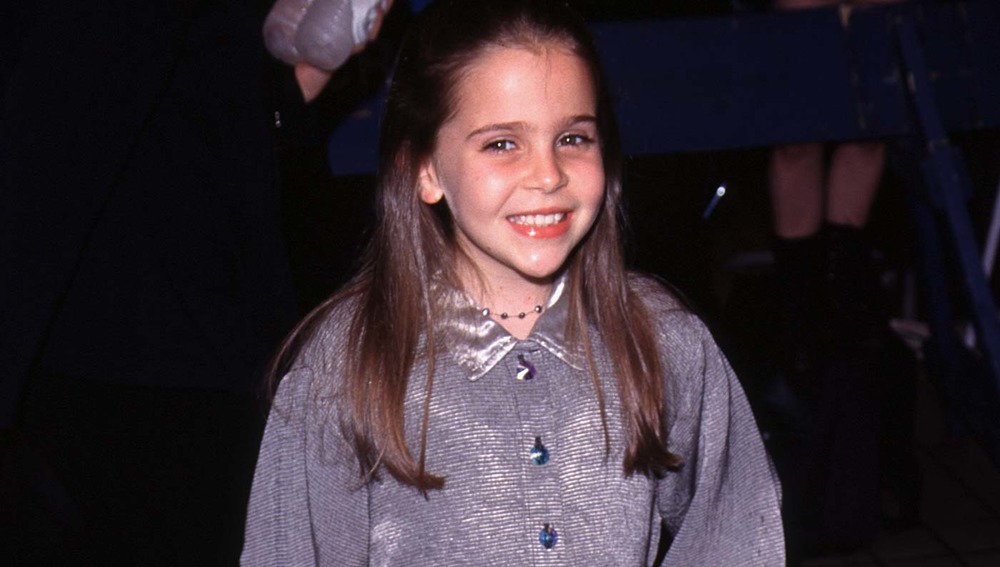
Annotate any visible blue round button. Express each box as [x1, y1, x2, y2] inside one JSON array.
[[539, 524, 558, 549], [530, 436, 549, 465]]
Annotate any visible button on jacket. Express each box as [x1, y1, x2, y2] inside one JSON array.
[[242, 275, 785, 566]]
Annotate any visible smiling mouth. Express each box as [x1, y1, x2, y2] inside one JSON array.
[[506, 211, 572, 238], [507, 212, 567, 227]]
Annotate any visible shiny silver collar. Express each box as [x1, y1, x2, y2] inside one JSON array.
[[434, 276, 586, 381]]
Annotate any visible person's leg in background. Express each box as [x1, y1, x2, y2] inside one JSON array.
[[768, 140, 832, 563], [769, 142, 827, 393], [820, 139, 888, 551]]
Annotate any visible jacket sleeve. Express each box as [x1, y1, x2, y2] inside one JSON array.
[[655, 310, 785, 566], [242, 367, 370, 566]]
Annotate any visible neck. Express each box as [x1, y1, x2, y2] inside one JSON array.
[[457, 267, 553, 340], [469, 279, 552, 317]]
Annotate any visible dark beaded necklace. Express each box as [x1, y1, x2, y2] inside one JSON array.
[[479, 304, 543, 320]]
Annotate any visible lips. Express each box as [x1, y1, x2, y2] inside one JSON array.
[[507, 211, 571, 238]]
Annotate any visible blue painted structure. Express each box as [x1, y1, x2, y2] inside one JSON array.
[[326, 1, 999, 172]]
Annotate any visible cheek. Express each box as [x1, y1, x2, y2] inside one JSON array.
[[574, 169, 606, 236], [581, 166, 607, 211], [448, 168, 506, 213]]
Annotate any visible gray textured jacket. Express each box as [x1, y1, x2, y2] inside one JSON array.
[[242, 276, 784, 566]]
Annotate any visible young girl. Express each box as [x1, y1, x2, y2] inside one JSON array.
[[243, 0, 784, 564]]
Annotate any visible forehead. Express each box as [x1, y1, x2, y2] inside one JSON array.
[[446, 43, 596, 125]]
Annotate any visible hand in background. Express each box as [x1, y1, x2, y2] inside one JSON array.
[[274, 0, 395, 102]]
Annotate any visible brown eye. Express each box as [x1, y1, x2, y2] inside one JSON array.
[[484, 139, 516, 152], [558, 134, 593, 147]]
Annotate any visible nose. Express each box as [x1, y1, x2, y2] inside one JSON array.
[[527, 147, 567, 193]]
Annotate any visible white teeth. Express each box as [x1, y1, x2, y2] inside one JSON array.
[[508, 212, 566, 226]]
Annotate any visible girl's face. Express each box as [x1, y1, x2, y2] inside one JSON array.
[[418, 44, 605, 291]]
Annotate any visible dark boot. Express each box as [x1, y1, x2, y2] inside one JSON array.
[[772, 233, 827, 402], [769, 233, 831, 563], [823, 221, 923, 534], [818, 222, 888, 551], [823, 222, 885, 348]]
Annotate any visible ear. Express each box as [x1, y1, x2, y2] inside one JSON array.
[[417, 158, 445, 205]]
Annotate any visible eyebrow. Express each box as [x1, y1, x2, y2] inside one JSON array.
[[465, 115, 597, 141]]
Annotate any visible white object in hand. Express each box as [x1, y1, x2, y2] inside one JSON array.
[[263, 0, 389, 71]]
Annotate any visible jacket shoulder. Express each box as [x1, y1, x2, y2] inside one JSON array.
[[288, 293, 360, 375], [627, 272, 692, 316]]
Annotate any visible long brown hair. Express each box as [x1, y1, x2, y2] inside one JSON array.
[[272, 0, 681, 491]]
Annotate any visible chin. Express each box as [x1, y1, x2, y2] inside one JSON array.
[[514, 260, 571, 282]]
